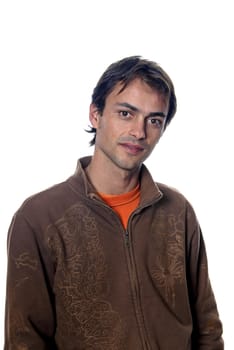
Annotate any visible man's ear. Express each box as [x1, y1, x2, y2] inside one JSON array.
[[89, 104, 101, 128]]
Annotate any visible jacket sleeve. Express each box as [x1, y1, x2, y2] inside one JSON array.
[[187, 219, 224, 350], [4, 211, 57, 349]]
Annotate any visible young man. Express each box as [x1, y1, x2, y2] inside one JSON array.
[[4, 56, 224, 349]]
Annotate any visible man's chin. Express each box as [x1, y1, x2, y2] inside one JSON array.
[[114, 159, 143, 172]]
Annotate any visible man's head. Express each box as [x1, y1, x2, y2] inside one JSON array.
[[87, 56, 177, 146]]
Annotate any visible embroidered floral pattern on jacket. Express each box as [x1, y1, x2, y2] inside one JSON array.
[[8, 250, 38, 348], [151, 207, 185, 308], [46, 203, 126, 349], [15, 252, 38, 270]]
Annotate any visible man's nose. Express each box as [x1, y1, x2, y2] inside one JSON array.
[[129, 118, 146, 140]]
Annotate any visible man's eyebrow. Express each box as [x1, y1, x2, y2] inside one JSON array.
[[147, 111, 166, 118], [115, 102, 139, 112], [115, 102, 166, 118]]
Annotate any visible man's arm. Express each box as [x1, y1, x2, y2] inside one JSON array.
[[4, 212, 56, 349], [187, 222, 224, 350]]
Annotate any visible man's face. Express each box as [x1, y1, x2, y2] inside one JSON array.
[[89, 78, 169, 172]]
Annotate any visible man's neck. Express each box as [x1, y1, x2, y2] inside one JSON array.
[[85, 158, 141, 195]]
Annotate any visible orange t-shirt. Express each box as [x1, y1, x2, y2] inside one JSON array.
[[99, 184, 140, 229]]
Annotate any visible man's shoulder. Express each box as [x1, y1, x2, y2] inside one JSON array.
[[17, 178, 75, 217], [156, 182, 193, 208], [157, 182, 184, 197]]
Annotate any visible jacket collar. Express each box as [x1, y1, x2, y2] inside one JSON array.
[[68, 156, 163, 206]]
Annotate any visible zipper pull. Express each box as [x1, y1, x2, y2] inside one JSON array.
[[125, 231, 129, 246]]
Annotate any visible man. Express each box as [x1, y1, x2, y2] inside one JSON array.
[[4, 56, 223, 349]]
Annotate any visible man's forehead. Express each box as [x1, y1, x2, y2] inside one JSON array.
[[108, 78, 169, 107]]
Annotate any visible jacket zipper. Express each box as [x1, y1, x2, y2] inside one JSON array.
[[125, 230, 130, 247], [124, 199, 162, 350], [125, 222, 151, 350]]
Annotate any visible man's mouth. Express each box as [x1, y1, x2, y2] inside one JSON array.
[[119, 142, 145, 155]]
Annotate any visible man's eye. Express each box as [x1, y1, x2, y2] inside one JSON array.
[[119, 111, 131, 118], [149, 118, 163, 128]]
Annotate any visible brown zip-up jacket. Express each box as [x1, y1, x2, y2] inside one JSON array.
[[4, 157, 223, 349]]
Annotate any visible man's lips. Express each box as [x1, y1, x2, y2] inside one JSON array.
[[119, 142, 145, 154]]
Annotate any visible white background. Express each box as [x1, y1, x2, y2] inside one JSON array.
[[0, 0, 233, 348]]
